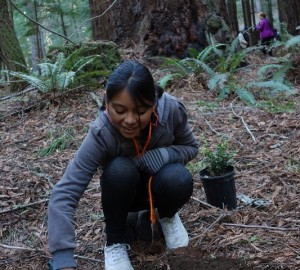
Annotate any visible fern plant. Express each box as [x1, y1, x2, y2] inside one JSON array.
[[6, 52, 98, 93]]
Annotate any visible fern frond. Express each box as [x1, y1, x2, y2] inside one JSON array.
[[52, 53, 66, 75], [218, 86, 231, 100], [257, 64, 283, 80], [70, 55, 99, 72], [197, 43, 226, 61], [181, 58, 215, 77], [38, 63, 55, 77], [247, 80, 292, 93], [228, 35, 240, 55], [285, 35, 300, 48], [55, 72, 76, 91], [208, 73, 228, 91], [158, 73, 182, 88], [208, 33, 225, 57], [7, 71, 49, 92], [236, 88, 256, 105]]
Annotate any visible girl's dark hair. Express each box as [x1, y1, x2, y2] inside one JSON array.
[[104, 60, 163, 108]]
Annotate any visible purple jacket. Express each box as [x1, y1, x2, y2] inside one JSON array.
[[256, 18, 274, 40]]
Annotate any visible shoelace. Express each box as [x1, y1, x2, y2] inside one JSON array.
[[108, 244, 130, 263], [162, 216, 179, 234]]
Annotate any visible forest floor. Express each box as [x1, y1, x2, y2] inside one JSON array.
[[0, 50, 300, 270]]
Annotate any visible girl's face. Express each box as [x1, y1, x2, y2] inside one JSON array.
[[107, 89, 154, 139]]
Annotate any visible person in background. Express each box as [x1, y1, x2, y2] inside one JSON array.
[[255, 12, 275, 56], [47, 60, 199, 270], [238, 27, 249, 49]]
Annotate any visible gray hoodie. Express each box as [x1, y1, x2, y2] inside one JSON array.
[[48, 92, 199, 269]]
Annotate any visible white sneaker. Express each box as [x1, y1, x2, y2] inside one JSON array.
[[160, 213, 189, 249], [104, 243, 134, 270]]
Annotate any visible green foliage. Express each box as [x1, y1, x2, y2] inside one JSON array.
[[285, 35, 300, 49], [186, 161, 203, 177], [48, 41, 122, 87], [279, 22, 294, 42], [6, 52, 98, 93], [246, 80, 293, 94], [195, 100, 218, 111], [256, 99, 297, 113], [158, 73, 181, 88], [39, 128, 75, 157], [200, 138, 236, 176], [13, 0, 91, 61], [257, 63, 290, 83], [157, 29, 297, 105], [235, 87, 256, 105]]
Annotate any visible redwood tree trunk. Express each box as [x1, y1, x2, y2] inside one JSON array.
[[0, 0, 27, 72], [226, 0, 239, 34], [89, 0, 232, 57], [277, 0, 300, 35]]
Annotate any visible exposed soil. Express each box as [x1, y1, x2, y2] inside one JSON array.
[[0, 52, 299, 270]]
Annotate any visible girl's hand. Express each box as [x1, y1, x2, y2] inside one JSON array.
[[134, 148, 171, 174]]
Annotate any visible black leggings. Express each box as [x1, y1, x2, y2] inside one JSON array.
[[261, 37, 274, 56], [100, 157, 193, 245]]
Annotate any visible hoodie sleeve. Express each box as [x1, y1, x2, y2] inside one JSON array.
[[48, 120, 110, 270]]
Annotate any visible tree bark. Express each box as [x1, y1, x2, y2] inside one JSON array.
[[277, 0, 300, 35], [226, 0, 239, 34], [0, 0, 27, 72], [89, 0, 232, 58]]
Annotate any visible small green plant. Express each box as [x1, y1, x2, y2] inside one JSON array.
[[39, 128, 75, 157], [200, 138, 236, 176]]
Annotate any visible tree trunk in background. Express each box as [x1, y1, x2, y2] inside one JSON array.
[[215, 0, 238, 35], [0, 0, 27, 73], [242, 0, 255, 45], [277, 0, 300, 35], [226, 0, 238, 34], [89, 0, 232, 58], [215, 0, 227, 22], [26, 0, 45, 71], [265, 0, 274, 27], [57, 0, 68, 39]]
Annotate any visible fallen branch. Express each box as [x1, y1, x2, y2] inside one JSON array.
[[0, 243, 102, 262], [0, 243, 44, 252], [90, 92, 102, 108], [200, 115, 244, 147], [191, 196, 217, 209], [0, 199, 49, 215], [0, 86, 36, 101], [222, 223, 299, 231], [191, 213, 227, 245], [230, 102, 256, 141]]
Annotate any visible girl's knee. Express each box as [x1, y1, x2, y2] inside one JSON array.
[[153, 163, 193, 195], [101, 157, 139, 189]]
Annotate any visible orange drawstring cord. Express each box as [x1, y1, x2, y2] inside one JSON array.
[[148, 176, 156, 223], [132, 122, 156, 224]]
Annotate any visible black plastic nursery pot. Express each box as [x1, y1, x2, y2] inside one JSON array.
[[199, 166, 237, 210]]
